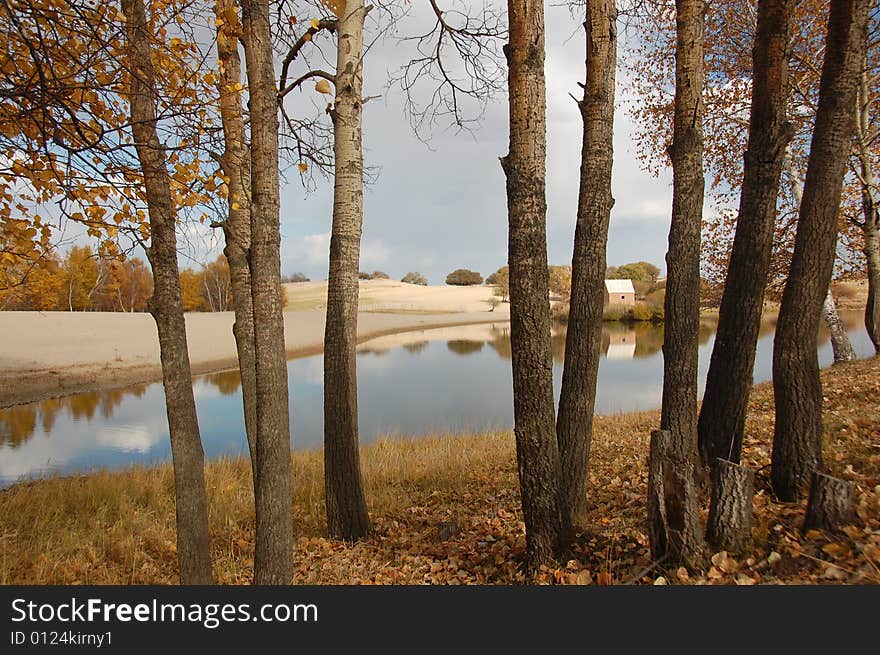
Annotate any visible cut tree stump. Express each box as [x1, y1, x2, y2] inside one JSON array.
[[803, 471, 855, 533], [706, 458, 754, 553], [647, 429, 705, 569]]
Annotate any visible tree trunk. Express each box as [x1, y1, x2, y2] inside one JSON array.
[[772, 0, 869, 502], [556, 1, 616, 534], [856, 61, 880, 354], [122, 0, 213, 584], [500, 0, 568, 572], [215, 0, 258, 484], [865, 216, 880, 353], [661, 0, 705, 459], [241, 0, 293, 585], [823, 288, 856, 364], [697, 0, 792, 467], [706, 459, 754, 553], [324, 0, 371, 541], [647, 429, 704, 569], [782, 155, 855, 366], [803, 471, 855, 533]]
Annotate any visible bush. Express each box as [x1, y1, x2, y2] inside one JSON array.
[[282, 272, 309, 283], [358, 271, 372, 280], [401, 271, 428, 286], [628, 302, 654, 322], [831, 282, 858, 300], [603, 305, 626, 322], [446, 268, 484, 286], [371, 270, 390, 280]]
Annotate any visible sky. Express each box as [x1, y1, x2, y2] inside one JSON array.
[[269, 2, 677, 285]]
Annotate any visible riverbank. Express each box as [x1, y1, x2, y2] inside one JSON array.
[[0, 280, 509, 407], [1, 356, 877, 585]]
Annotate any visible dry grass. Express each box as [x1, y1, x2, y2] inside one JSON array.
[[1, 357, 878, 585]]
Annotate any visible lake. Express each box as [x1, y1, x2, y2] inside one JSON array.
[[0, 313, 873, 487]]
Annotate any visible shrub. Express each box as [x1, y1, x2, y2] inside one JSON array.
[[401, 271, 428, 286], [282, 272, 310, 283], [358, 271, 372, 280], [446, 268, 484, 286], [371, 270, 390, 280], [831, 282, 858, 300], [603, 305, 626, 322], [629, 302, 653, 322]]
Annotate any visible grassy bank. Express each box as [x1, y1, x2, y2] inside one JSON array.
[[1, 358, 878, 585]]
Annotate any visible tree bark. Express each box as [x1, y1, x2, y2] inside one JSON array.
[[122, 0, 213, 584], [214, 0, 258, 484], [823, 288, 856, 363], [661, 0, 705, 459], [865, 216, 880, 353], [772, 0, 869, 502], [500, 0, 568, 572], [697, 0, 792, 467], [556, 1, 616, 534], [324, 0, 372, 541], [706, 459, 754, 553], [803, 471, 855, 533], [856, 60, 880, 354], [647, 429, 704, 569], [241, 0, 293, 584]]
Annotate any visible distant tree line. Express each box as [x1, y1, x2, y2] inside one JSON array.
[[1, 246, 239, 313]]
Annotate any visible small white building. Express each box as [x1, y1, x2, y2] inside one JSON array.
[[604, 279, 636, 306]]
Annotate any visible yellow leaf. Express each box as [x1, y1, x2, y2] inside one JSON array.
[[310, 18, 320, 29], [298, 162, 308, 173], [315, 79, 332, 95]]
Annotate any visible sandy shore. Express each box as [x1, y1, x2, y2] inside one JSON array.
[[0, 280, 509, 407]]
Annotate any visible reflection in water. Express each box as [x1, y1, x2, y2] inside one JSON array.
[[402, 341, 429, 354], [447, 340, 485, 355], [0, 384, 148, 448], [0, 312, 872, 487], [203, 370, 243, 396]]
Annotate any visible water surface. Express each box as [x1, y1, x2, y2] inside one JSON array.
[[0, 313, 872, 486]]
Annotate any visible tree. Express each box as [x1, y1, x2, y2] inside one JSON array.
[[110, 257, 152, 311], [203, 255, 231, 312], [445, 268, 484, 285], [213, 0, 258, 484], [500, 0, 568, 571], [661, 0, 706, 461], [122, 0, 213, 584], [323, 0, 373, 540], [854, 46, 880, 353], [241, 0, 293, 584], [60, 245, 103, 311], [772, 0, 870, 501], [548, 264, 572, 298], [608, 261, 660, 283], [556, 0, 617, 531], [401, 271, 428, 285], [698, 0, 793, 468], [487, 265, 510, 301]]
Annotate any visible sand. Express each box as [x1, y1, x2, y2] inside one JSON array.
[[0, 280, 508, 407]]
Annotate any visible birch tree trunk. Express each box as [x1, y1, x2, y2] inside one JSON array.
[[500, 0, 568, 572], [856, 60, 880, 354], [324, 0, 372, 540], [823, 288, 856, 363], [697, 0, 792, 468], [241, 0, 293, 584], [557, 0, 617, 532], [772, 0, 869, 502], [122, 0, 213, 584]]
